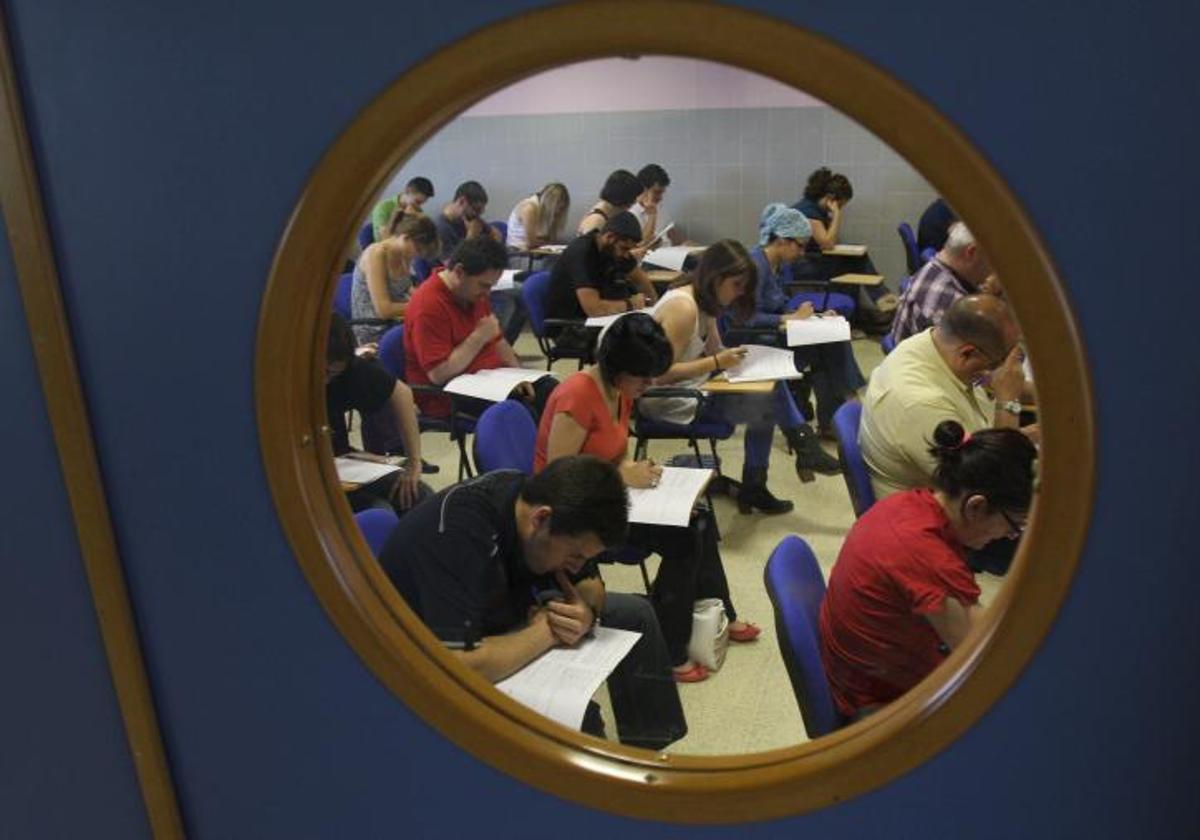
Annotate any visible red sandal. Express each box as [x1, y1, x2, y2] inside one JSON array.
[[672, 662, 710, 683], [728, 622, 762, 643]]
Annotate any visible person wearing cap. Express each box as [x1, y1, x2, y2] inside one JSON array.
[[546, 210, 658, 323], [730, 203, 865, 440]]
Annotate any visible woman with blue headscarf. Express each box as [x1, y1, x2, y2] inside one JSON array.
[[723, 203, 866, 438]]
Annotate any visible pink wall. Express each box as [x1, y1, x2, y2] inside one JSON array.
[[464, 56, 825, 116]]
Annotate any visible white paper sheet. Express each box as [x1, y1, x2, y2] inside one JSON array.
[[442, 367, 548, 402], [584, 296, 665, 328], [627, 466, 713, 527], [822, 243, 867, 257], [724, 344, 804, 383], [334, 457, 399, 485], [493, 269, 519, 291], [642, 243, 701, 272], [642, 222, 675, 250], [786, 315, 852, 347], [495, 627, 642, 730], [535, 243, 566, 254]]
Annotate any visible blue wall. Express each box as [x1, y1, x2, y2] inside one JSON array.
[[1, 0, 1196, 837]]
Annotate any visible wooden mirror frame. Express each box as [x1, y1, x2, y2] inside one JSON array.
[[256, 0, 1093, 823]]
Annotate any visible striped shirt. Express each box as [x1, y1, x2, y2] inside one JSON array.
[[888, 257, 974, 345]]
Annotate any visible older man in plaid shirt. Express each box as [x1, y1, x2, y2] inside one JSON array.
[[889, 222, 993, 345]]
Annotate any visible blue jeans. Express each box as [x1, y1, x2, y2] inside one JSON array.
[[696, 381, 806, 470]]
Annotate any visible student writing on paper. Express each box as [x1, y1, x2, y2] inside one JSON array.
[[545, 212, 658, 354], [576, 168, 643, 235], [504, 182, 571, 252], [820, 420, 1035, 721], [791, 167, 893, 320], [638, 241, 837, 516], [534, 314, 759, 684], [350, 214, 440, 345], [404, 237, 557, 421], [377, 456, 687, 750], [630, 163, 686, 247], [729, 204, 865, 440], [326, 314, 427, 514], [370, 176, 435, 242]]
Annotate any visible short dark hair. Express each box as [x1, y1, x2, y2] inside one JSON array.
[[637, 163, 671, 190], [802, 167, 854, 203], [939, 295, 1014, 360], [454, 180, 488, 207], [928, 420, 1037, 513], [406, 176, 434, 198], [447, 236, 508, 275], [683, 239, 758, 320], [327, 313, 357, 364], [597, 313, 673, 385], [599, 169, 643, 208], [522, 455, 628, 547]]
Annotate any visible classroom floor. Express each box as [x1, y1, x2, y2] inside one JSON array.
[[382, 332, 1005, 756]]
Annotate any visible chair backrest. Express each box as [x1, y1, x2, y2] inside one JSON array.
[[376, 324, 406, 380], [919, 246, 937, 265], [897, 222, 920, 274], [354, 508, 399, 558], [357, 221, 375, 251], [521, 270, 553, 337], [764, 536, 841, 738], [831, 401, 876, 517], [472, 400, 536, 474], [490, 221, 508, 242], [411, 257, 438, 285], [879, 333, 897, 355], [333, 272, 354, 320]]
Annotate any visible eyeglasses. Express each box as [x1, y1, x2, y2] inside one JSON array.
[[998, 508, 1026, 539]]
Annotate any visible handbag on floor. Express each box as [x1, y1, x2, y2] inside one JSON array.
[[687, 598, 730, 671]]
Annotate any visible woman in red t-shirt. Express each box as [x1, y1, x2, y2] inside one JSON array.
[[535, 313, 759, 683], [819, 420, 1037, 719]]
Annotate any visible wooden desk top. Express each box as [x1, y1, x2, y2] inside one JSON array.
[[645, 269, 682, 284], [821, 244, 868, 257], [830, 272, 884, 286], [700, 375, 774, 394]]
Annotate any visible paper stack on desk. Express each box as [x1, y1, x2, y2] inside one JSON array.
[[496, 626, 641, 730], [786, 315, 851, 347], [822, 243, 867, 257], [642, 243, 701, 272], [442, 367, 548, 402], [724, 344, 804, 382], [627, 466, 713, 527]]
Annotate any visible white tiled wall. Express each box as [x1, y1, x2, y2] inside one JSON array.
[[381, 107, 938, 287]]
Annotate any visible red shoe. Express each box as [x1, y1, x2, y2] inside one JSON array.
[[728, 622, 761, 643], [672, 662, 710, 683]]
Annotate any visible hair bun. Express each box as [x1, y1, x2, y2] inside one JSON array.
[[931, 420, 967, 452]]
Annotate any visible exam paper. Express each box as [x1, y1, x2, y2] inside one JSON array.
[[442, 367, 548, 402], [786, 315, 851, 347], [724, 344, 804, 383], [495, 627, 642, 730], [642, 243, 701, 272], [584, 296, 665, 328], [334, 457, 399, 485], [493, 269, 519, 291], [627, 466, 713, 527]]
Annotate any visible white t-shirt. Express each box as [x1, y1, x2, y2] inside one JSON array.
[[630, 201, 674, 243]]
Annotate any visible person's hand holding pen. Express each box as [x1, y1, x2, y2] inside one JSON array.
[[544, 571, 595, 647], [621, 458, 662, 489]]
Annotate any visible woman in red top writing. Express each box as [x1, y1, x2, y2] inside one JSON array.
[[819, 420, 1036, 719], [535, 313, 759, 683]]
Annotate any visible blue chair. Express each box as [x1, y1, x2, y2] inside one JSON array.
[[831, 401, 875, 518], [897, 274, 913, 296], [879, 333, 896, 355], [919, 246, 937, 265], [354, 508, 399, 558], [357, 221, 375, 251], [376, 325, 476, 480], [764, 536, 844, 738], [411, 257, 438, 285], [472, 400, 536, 474], [897, 222, 920, 274], [333, 272, 354, 320], [489, 221, 508, 242], [521, 269, 594, 371]]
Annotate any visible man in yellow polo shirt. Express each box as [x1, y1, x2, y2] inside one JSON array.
[[860, 295, 1028, 500]]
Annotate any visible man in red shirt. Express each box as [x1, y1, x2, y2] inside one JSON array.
[[404, 236, 556, 420]]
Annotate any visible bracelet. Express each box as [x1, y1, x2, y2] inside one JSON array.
[[711, 353, 721, 371]]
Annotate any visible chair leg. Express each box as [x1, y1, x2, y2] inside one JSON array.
[[457, 434, 474, 481], [638, 560, 652, 595], [634, 436, 647, 462]]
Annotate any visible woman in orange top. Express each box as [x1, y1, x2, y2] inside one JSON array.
[[535, 313, 759, 683]]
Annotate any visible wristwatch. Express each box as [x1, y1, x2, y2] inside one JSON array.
[[1000, 399, 1023, 416]]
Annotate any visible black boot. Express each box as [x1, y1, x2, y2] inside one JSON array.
[[784, 425, 840, 481], [738, 466, 795, 515]]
